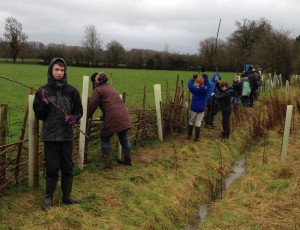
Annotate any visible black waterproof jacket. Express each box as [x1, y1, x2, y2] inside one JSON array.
[[33, 58, 83, 141]]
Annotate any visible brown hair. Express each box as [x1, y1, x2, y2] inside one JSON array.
[[220, 80, 228, 88], [54, 61, 65, 68]]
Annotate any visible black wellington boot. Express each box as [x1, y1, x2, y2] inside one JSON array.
[[102, 147, 112, 169], [194, 127, 201, 141], [42, 177, 57, 211], [187, 125, 193, 139], [210, 117, 216, 128], [61, 176, 81, 204], [117, 148, 132, 166]]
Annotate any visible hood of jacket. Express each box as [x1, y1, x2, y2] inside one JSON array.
[[47, 57, 67, 87], [209, 72, 222, 84]]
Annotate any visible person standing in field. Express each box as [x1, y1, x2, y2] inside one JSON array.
[[204, 72, 221, 128], [33, 57, 83, 210], [88, 72, 132, 169], [211, 80, 232, 139], [232, 75, 242, 110], [187, 72, 209, 141]]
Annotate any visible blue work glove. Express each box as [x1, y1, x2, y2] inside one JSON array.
[[65, 115, 77, 125], [39, 88, 49, 105]]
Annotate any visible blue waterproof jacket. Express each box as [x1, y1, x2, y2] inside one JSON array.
[[205, 72, 222, 104], [188, 73, 209, 113]]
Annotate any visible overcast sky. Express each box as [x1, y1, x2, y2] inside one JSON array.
[[0, 0, 299, 55]]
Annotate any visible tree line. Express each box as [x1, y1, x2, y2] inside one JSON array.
[[1, 17, 300, 80]]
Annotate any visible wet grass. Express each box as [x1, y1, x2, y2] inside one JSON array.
[[1, 63, 300, 229], [200, 130, 300, 229], [0, 62, 235, 143]]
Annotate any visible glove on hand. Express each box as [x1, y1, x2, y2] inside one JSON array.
[[193, 74, 198, 79], [39, 88, 49, 105], [211, 93, 215, 97], [65, 115, 77, 125]]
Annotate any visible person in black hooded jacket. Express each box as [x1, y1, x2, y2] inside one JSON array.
[[33, 57, 83, 210], [211, 80, 232, 139]]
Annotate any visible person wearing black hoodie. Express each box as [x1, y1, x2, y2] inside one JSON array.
[[33, 57, 83, 210], [211, 80, 232, 139]]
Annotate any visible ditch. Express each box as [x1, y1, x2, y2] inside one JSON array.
[[184, 159, 246, 230]]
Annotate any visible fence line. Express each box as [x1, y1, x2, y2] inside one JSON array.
[[0, 76, 189, 192], [1, 73, 299, 192]]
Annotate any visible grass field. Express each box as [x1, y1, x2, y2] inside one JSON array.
[[0, 62, 235, 142], [1, 62, 300, 229]]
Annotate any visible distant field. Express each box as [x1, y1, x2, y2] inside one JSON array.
[[0, 62, 235, 141]]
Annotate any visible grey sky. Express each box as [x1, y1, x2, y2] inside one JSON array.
[[0, 0, 299, 54]]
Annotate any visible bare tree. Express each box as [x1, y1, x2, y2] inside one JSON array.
[[105, 40, 125, 66], [252, 29, 293, 80], [198, 37, 217, 70], [81, 25, 102, 66], [4, 17, 28, 62], [227, 18, 272, 66]]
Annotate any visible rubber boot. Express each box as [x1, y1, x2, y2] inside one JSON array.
[[42, 177, 57, 211], [187, 125, 193, 139], [117, 148, 132, 166], [210, 117, 216, 128], [61, 176, 81, 204], [102, 147, 112, 169], [194, 127, 200, 141]]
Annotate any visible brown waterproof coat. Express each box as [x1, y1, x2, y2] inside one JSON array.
[[88, 83, 132, 137]]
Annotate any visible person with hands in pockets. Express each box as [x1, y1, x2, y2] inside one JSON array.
[[33, 57, 83, 210], [187, 71, 209, 141]]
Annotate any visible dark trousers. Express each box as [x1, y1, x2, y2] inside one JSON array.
[[249, 90, 255, 107], [100, 129, 131, 150], [221, 110, 231, 138], [44, 141, 74, 179], [241, 96, 249, 107], [204, 102, 219, 125]]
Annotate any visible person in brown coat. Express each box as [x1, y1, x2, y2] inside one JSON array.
[[88, 72, 132, 169]]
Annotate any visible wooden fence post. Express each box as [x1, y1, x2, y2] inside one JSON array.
[[0, 104, 8, 185], [154, 84, 163, 141]]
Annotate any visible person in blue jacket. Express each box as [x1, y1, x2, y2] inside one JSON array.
[[187, 72, 209, 141], [204, 72, 222, 128]]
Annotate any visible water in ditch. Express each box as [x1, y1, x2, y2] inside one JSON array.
[[183, 159, 246, 230]]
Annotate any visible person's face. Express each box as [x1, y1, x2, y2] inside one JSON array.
[[52, 63, 65, 80], [221, 85, 228, 91]]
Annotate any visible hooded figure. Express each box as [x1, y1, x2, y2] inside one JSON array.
[[204, 72, 222, 128], [33, 57, 83, 210]]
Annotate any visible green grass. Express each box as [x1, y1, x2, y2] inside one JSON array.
[[1, 65, 300, 229], [0, 62, 235, 142]]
